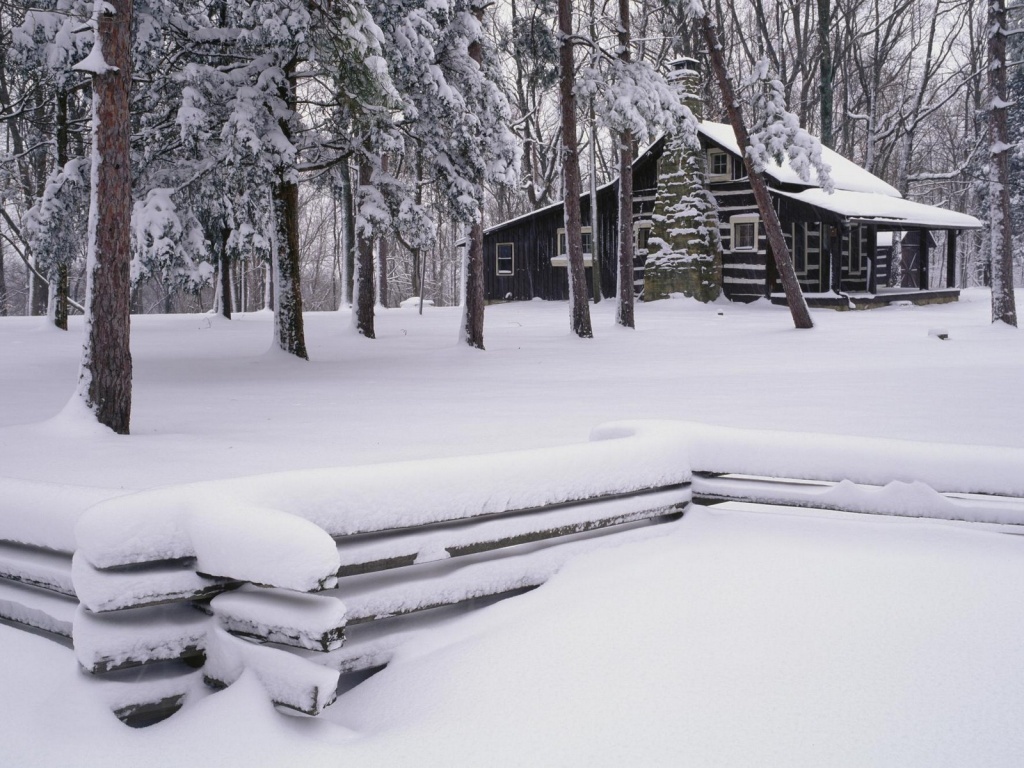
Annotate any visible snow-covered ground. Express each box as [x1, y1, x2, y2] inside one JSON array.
[[2, 290, 1023, 766]]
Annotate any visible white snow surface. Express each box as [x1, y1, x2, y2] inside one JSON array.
[[2, 293, 1024, 765], [0, 477, 125, 552], [74, 421, 691, 577]]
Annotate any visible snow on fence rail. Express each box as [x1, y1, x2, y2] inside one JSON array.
[[1, 421, 1023, 726]]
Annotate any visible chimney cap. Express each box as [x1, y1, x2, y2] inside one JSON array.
[[669, 57, 700, 73]]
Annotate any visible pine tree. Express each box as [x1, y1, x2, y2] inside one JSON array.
[[576, 2, 688, 321], [74, 0, 134, 433], [557, 0, 592, 338]]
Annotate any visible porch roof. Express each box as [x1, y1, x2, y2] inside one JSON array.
[[771, 187, 983, 230]]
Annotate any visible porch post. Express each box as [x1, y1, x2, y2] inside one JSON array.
[[830, 225, 841, 293], [867, 225, 878, 294], [918, 228, 929, 290], [946, 230, 958, 289]]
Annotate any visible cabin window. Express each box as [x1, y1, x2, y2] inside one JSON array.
[[552, 227, 594, 267], [496, 242, 514, 275], [730, 215, 759, 251], [634, 222, 653, 254], [708, 150, 730, 181]]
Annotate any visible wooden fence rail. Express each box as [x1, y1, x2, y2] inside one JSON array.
[[1, 422, 1022, 726]]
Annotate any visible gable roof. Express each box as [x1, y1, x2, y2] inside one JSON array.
[[698, 121, 981, 229], [698, 121, 901, 196], [478, 121, 981, 237]]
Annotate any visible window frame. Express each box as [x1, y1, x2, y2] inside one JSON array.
[[496, 242, 514, 276], [553, 226, 594, 267], [730, 214, 760, 252], [708, 149, 731, 181], [634, 221, 653, 255]]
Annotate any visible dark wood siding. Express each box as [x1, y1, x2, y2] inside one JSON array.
[[482, 130, 948, 304], [483, 140, 664, 302]]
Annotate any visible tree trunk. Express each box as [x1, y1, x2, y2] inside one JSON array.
[[219, 227, 232, 319], [558, 0, 594, 338], [617, 129, 635, 327], [588, 0, 601, 304], [412, 153, 424, 299], [462, 2, 488, 349], [54, 263, 68, 329], [615, 0, 634, 328], [29, 259, 48, 316], [989, 0, 1017, 326], [339, 160, 355, 307], [271, 59, 308, 358], [78, 0, 134, 434], [700, 10, 813, 329], [377, 155, 389, 308], [817, 0, 833, 148], [355, 157, 375, 338], [0, 232, 8, 316], [53, 89, 70, 329]]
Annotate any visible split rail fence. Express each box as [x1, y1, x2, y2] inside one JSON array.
[[1, 422, 1022, 726]]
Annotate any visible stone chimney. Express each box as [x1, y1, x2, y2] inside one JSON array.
[[642, 56, 723, 303], [669, 57, 703, 119]]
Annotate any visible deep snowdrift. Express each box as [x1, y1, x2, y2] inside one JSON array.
[[1, 291, 1022, 766]]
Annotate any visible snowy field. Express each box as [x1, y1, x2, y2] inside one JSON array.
[[2, 290, 1023, 766]]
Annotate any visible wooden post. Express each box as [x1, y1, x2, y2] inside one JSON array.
[[918, 228, 929, 290], [830, 226, 841, 293], [946, 230, 957, 289], [867, 225, 878, 294]]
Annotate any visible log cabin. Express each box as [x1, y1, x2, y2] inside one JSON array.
[[474, 61, 982, 310]]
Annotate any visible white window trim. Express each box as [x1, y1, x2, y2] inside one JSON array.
[[634, 220, 653, 253], [708, 149, 731, 182], [553, 227, 594, 268], [730, 214, 760, 252], [496, 242, 514, 276]]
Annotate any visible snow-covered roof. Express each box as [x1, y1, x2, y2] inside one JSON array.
[[483, 123, 977, 235], [772, 187, 983, 230], [698, 121, 902, 197]]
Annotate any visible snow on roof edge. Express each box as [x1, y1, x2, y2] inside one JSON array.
[[697, 121, 902, 198], [773, 187, 982, 230]]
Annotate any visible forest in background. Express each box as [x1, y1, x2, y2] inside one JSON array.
[[0, 0, 1019, 320]]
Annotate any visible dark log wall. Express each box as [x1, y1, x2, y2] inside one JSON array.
[[485, 202, 584, 302], [482, 133, 939, 304], [484, 142, 662, 302]]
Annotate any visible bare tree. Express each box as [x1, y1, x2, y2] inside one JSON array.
[[558, 0, 594, 338], [462, 0, 488, 350], [988, 0, 1017, 326], [355, 156, 375, 338], [615, 0, 635, 328]]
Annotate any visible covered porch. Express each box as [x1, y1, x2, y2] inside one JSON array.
[[770, 187, 982, 308]]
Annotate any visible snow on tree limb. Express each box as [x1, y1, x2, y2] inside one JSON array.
[[743, 59, 835, 193]]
